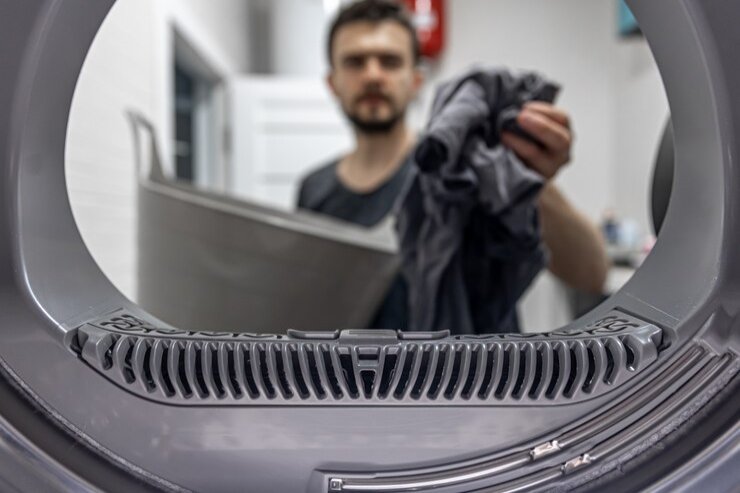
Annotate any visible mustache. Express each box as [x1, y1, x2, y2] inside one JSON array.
[[353, 90, 392, 105]]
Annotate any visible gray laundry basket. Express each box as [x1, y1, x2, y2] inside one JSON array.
[[129, 112, 400, 333]]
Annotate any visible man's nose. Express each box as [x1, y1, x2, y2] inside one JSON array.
[[362, 57, 385, 82]]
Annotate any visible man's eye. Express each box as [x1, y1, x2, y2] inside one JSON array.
[[343, 57, 365, 69], [380, 56, 403, 69]]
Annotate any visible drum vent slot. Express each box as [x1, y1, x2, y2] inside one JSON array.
[[338, 349, 360, 399], [394, 346, 419, 399], [410, 346, 432, 399], [256, 344, 276, 398], [377, 350, 399, 398], [121, 338, 136, 384], [320, 345, 343, 398], [304, 346, 327, 399], [287, 344, 310, 398], [272, 344, 294, 399], [158, 342, 176, 396]]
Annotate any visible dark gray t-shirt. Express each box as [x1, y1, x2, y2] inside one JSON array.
[[296, 158, 413, 329]]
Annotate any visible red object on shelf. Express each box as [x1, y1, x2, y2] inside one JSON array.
[[402, 0, 445, 59]]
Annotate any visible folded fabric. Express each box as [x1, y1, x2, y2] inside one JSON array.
[[397, 66, 560, 334]]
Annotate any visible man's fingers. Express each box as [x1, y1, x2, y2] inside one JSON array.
[[501, 132, 553, 177], [522, 101, 571, 129], [517, 110, 572, 153]]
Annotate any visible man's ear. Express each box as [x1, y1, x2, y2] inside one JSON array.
[[412, 66, 425, 96], [326, 71, 338, 97]]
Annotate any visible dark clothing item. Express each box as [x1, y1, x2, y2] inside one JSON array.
[[397, 67, 559, 334], [297, 158, 413, 329]]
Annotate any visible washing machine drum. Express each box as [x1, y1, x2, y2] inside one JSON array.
[[0, 1, 737, 492]]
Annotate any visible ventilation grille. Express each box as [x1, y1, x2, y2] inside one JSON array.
[[74, 323, 662, 405]]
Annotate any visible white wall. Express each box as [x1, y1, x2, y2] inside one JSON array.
[[66, 0, 252, 301], [612, 40, 669, 236], [268, 0, 332, 76], [171, 0, 252, 73], [65, 0, 156, 301]]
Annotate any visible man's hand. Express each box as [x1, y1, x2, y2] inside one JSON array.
[[500, 101, 573, 180], [500, 103, 607, 293]]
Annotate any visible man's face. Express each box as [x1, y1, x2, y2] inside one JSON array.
[[328, 21, 423, 134]]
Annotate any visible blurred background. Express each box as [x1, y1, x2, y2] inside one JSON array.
[[65, 0, 668, 333]]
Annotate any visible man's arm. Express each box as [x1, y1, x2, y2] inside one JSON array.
[[501, 102, 609, 293], [538, 183, 609, 293]]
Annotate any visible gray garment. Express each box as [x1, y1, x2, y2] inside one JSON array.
[[397, 67, 560, 334]]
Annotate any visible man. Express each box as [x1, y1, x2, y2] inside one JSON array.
[[297, 0, 608, 331]]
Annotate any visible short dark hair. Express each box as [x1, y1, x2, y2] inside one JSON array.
[[327, 0, 421, 67]]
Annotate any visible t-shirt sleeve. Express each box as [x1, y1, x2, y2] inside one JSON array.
[[294, 160, 337, 212], [295, 175, 310, 210]]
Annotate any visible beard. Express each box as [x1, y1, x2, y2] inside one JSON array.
[[343, 91, 406, 134], [346, 110, 405, 134]]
